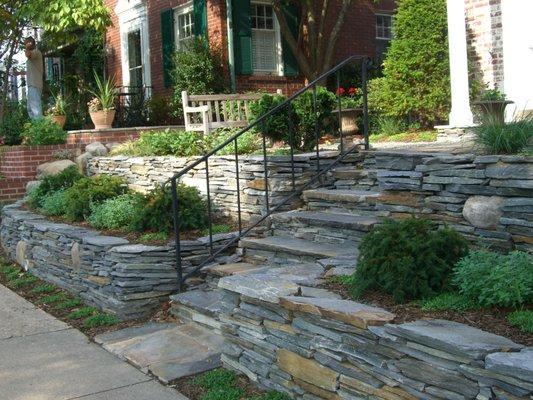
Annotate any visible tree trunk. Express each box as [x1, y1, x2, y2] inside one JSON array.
[[0, 34, 21, 122]]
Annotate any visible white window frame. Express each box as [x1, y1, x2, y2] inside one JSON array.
[[250, 1, 283, 76], [375, 13, 393, 41], [115, 0, 152, 93], [174, 2, 195, 51]]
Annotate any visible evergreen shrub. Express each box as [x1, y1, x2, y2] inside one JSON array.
[[27, 166, 82, 208], [350, 218, 469, 302], [21, 116, 68, 145], [367, 0, 450, 126]]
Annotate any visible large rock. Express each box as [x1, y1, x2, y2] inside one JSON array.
[[36, 159, 76, 179], [25, 180, 41, 195], [85, 141, 108, 156], [76, 152, 92, 175], [485, 347, 533, 383], [277, 349, 339, 391], [217, 273, 300, 304], [462, 195, 505, 229]]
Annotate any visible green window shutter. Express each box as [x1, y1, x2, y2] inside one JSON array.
[[232, 0, 252, 75], [161, 8, 175, 88], [281, 3, 299, 77], [46, 58, 54, 81], [194, 0, 207, 37]]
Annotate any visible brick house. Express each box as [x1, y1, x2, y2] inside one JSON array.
[[103, 0, 396, 98]]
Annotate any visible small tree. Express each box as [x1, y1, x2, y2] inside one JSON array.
[[368, 0, 450, 126]]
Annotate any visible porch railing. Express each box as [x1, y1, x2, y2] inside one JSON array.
[[168, 55, 371, 291]]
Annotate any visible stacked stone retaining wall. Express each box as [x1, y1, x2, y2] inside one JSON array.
[[216, 274, 532, 400], [0, 202, 237, 319], [88, 152, 345, 220]]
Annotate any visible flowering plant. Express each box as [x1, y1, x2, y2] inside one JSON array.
[[87, 97, 102, 113], [336, 86, 363, 109], [47, 94, 68, 116]]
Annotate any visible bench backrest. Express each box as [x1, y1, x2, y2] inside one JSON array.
[[182, 90, 282, 133]]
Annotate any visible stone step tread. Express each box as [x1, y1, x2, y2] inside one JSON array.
[[270, 210, 378, 231], [96, 322, 223, 383], [332, 167, 378, 179], [204, 262, 266, 277], [170, 289, 232, 318], [240, 235, 357, 258], [303, 188, 381, 203]]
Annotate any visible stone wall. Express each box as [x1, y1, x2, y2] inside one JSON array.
[[88, 152, 344, 220], [216, 273, 531, 400], [341, 151, 532, 252], [0, 202, 238, 319]]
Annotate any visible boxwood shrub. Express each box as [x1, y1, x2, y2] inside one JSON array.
[[350, 218, 469, 302]]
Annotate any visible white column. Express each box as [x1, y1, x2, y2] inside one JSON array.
[[447, 0, 474, 127]]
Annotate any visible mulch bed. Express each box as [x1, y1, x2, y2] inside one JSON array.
[[171, 372, 264, 400], [323, 281, 533, 346]]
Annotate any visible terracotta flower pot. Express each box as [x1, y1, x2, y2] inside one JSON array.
[[51, 115, 67, 129], [332, 108, 362, 135], [90, 109, 116, 130]]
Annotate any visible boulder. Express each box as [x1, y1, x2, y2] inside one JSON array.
[[76, 152, 92, 175], [85, 141, 108, 156], [462, 195, 505, 229], [36, 159, 76, 179], [105, 142, 121, 151], [25, 180, 41, 195]]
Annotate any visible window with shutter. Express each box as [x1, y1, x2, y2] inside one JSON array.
[[250, 2, 281, 74], [174, 3, 195, 50]]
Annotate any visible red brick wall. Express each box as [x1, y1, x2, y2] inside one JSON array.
[[0, 178, 31, 202], [104, 0, 396, 97]]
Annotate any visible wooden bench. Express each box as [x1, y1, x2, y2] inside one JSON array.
[[182, 90, 282, 134]]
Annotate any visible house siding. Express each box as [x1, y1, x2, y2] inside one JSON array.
[[104, 0, 395, 98]]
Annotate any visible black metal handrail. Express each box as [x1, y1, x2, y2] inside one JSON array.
[[169, 55, 371, 291]]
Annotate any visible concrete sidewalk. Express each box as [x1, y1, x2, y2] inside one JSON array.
[[0, 284, 187, 400]]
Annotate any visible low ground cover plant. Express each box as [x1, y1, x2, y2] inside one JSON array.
[[88, 193, 145, 230], [349, 218, 469, 302], [27, 166, 83, 209]]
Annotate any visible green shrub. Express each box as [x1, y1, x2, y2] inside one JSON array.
[[454, 250, 533, 308], [21, 116, 68, 145], [88, 193, 145, 230], [63, 175, 128, 221], [473, 115, 533, 154], [249, 93, 294, 143], [371, 115, 407, 136], [27, 166, 83, 208], [251, 87, 336, 151], [0, 100, 29, 145], [172, 37, 229, 115], [130, 184, 207, 234], [293, 86, 337, 150], [83, 313, 120, 328], [40, 190, 70, 216], [351, 218, 469, 302], [136, 129, 205, 156], [367, 0, 450, 126], [507, 310, 533, 334], [206, 127, 261, 155], [147, 94, 176, 125], [138, 232, 169, 243], [418, 292, 479, 312], [201, 224, 232, 237]]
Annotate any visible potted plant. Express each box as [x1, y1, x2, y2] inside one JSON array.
[[473, 88, 513, 124], [88, 73, 117, 129], [332, 86, 363, 135], [47, 94, 68, 128]]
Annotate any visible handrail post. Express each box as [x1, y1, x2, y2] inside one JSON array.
[[313, 85, 320, 174], [261, 120, 270, 214], [362, 58, 370, 151], [336, 69, 344, 154], [171, 178, 183, 292]]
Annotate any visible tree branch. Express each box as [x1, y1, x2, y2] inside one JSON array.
[[315, 0, 328, 74], [321, 0, 352, 74]]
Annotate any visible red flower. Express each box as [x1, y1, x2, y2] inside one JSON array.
[[336, 87, 346, 96], [348, 87, 358, 95]]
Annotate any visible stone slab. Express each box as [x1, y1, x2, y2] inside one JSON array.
[[280, 296, 395, 329], [79, 380, 187, 400], [218, 273, 300, 303], [485, 347, 533, 383], [205, 262, 265, 277], [385, 319, 523, 360]]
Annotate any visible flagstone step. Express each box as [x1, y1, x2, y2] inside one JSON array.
[[204, 262, 267, 277], [332, 167, 379, 191], [240, 235, 358, 265], [303, 188, 380, 214], [270, 210, 378, 245], [94, 322, 223, 383]]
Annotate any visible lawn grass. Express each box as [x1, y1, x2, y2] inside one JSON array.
[[54, 298, 83, 310], [83, 313, 120, 328], [370, 130, 437, 143], [31, 284, 56, 294], [67, 306, 99, 320], [40, 293, 68, 304], [8, 275, 38, 289]]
